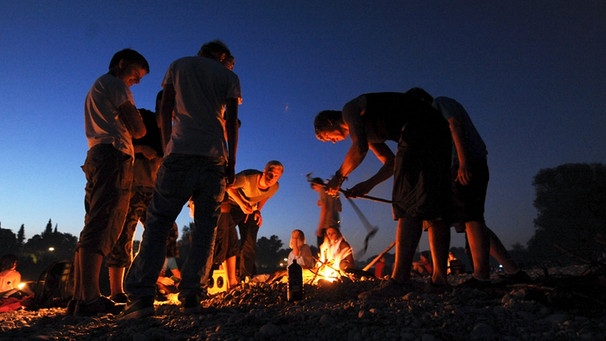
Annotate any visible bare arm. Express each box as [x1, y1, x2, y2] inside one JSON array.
[[338, 96, 369, 177], [226, 187, 254, 214], [447, 116, 471, 185], [347, 142, 395, 196], [118, 102, 146, 139], [326, 96, 369, 194], [158, 84, 176, 152]]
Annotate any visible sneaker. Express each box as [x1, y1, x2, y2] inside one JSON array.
[[457, 277, 492, 289], [110, 292, 129, 304], [120, 296, 155, 320], [180, 294, 202, 313], [73, 296, 124, 317], [358, 279, 411, 299]]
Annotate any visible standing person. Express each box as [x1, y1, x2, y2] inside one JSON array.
[[106, 91, 164, 304], [72, 49, 148, 316], [406, 87, 529, 286], [122, 40, 241, 319], [216, 160, 283, 283], [314, 91, 453, 297], [288, 229, 315, 269], [309, 176, 342, 248]]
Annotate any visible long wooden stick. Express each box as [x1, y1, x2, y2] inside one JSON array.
[[363, 241, 396, 272]]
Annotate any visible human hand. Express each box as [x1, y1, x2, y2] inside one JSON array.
[[456, 163, 472, 186], [326, 170, 346, 197], [157, 276, 175, 286], [344, 181, 372, 198]]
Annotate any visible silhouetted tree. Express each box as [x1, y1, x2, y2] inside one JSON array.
[[527, 163, 606, 264], [17, 224, 26, 247], [42, 219, 53, 238], [256, 235, 283, 273], [21, 223, 78, 280], [0, 228, 19, 255]]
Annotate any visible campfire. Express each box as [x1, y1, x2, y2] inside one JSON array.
[[305, 242, 356, 285]]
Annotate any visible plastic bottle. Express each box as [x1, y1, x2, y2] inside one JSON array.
[[287, 259, 303, 301]]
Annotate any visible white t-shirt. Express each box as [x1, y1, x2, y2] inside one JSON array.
[[162, 56, 241, 158], [84, 73, 136, 157]]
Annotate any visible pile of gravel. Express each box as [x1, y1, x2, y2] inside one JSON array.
[[1, 265, 605, 340]]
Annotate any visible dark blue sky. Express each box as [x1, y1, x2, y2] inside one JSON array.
[[1, 1, 605, 258]]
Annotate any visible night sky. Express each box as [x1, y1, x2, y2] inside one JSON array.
[[1, 1, 605, 258]]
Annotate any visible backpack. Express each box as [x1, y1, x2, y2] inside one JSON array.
[[33, 260, 74, 309]]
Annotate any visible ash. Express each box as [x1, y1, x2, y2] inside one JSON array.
[[1, 266, 605, 341]]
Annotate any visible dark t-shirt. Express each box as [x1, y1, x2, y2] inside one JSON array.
[[362, 92, 448, 143]]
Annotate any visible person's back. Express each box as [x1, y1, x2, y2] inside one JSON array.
[[360, 92, 447, 143], [123, 40, 241, 319], [166, 55, 240, 158], [432, 96, 487, 165]]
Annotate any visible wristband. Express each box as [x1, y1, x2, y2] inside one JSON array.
[[333, 170, 347, 187]]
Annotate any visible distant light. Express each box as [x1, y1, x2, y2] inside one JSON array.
[[18, 283, 25, 290], [48, 247, 55, 252]]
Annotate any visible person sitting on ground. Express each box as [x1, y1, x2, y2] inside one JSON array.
[[0, 254, 23, 298], [156, 223, 182, 300], [319, 226, 355, 272], [0, 254, 34, 312], [412, 251, 433, 276], [288, 229, 315, 269]]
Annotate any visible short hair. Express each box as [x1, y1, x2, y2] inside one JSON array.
[[0, 254, 18, 272], [198, 40, 232, 62], [309, 177, 324, 187], [406, 87, 434, 103], [108, 48, 150, 73], [265, 160, 284, 173], [314, 110, 341, 138]]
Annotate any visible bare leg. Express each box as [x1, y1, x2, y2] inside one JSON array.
[[427, 220, 450, 286], [108, 267, 126, 296], [225, 256, 238, 287], [465, 221, 490, 280], [79, 248, 104, 302], [486, 227, 519, 274], [391, 217, 423, 283], [72, 249, 81, 300]]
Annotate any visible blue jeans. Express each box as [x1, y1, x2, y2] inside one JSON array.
[[125, 154, 226, 300]]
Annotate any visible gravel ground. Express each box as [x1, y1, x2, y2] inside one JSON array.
[[1, 265, 605, 341]]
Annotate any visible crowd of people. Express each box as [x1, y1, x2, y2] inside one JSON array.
[[1, 39, 528, 319]]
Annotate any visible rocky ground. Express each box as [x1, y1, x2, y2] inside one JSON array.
[[1, 265, 605, 341]]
